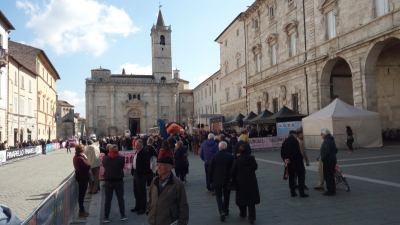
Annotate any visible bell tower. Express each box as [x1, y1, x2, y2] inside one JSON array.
[[151, 9, 172, 81]]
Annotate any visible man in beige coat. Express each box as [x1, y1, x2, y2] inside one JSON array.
[[84, 140, 101, 194], [147, 156, 189, 225]]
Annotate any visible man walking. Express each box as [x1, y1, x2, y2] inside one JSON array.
[[200, 133, 218, 193], [281, 130, 308, 197], [131, 139, 151, 214], [320, 128, 338, 196], [147, 156, 189, 225], [209, 141, 234, 222], [102, 145, 127, 223]]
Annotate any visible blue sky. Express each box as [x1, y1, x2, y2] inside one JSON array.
[[0, 0, 254, 117]]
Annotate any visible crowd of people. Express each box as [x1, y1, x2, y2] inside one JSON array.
[[72, 124, 340, 225]]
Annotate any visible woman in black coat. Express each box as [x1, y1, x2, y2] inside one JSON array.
[[231, 144, 260, 224], [174, 141, 189, 182]]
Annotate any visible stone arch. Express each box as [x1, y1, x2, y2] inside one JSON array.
[[320, 57, 354, 107], [364, 36, 400, 129]]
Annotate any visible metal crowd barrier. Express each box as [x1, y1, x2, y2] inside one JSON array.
[[22, 172, 78, 225]]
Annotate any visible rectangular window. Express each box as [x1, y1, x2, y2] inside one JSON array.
[[20, 98, 25, 115], [289, 33, 297, 57], [14, 72, 17, 86], [236, 29, 240, 36], [28, 99, 32, 116], [225, 88, 230, 102], [271, 44, 277, 65], [21, 76, 24, 89], [273, 98, 278, 113], [257, 101, 262, 114], [214, 84, 216, 93], [29, 80, 32, 93], [256, 54, 262, 73], [209, 86, 211, 96], [327, 11, 336, 39], [14, 96, 18, 113], [214, 103, 217, 113], [238, 85, 242, 98], [375, 0, 389, 17], [292, 93, 299, 113]]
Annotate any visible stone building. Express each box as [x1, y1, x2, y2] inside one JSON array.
[[7, 53, 38, 146], [193, 70, 222, 127], [215, 13, 248, 118], [56, 100, 75, 139], [74, 114, 86, 139], [86, 10, 190, 137], [215, 0, 400, 130], [9, 41, 59, 143], [0, 11, 14, 143]]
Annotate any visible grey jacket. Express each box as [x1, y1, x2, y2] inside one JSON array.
[[320, 134, 338, 164], [147, 174, 189, 225]]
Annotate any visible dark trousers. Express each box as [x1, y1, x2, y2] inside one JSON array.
[[239, 204, 256, 221], [215, 186, 230, 215], [175, 169, 186, 182], [288, 164, 305, 194], [133, 175, 147, 210], [66, 147, 71, 153], [323, 161, 336, 193], [204, 163, 213, 191], [104, 180, 125, 218], [77, 179, 88, 213]]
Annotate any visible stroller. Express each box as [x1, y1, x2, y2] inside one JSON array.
[[335, 165, 351, 192]]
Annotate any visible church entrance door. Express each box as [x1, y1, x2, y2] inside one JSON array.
[[129, 118, 140, 136]]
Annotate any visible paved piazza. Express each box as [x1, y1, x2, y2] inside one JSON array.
[[0, 149, 74, 220], [103, 147, 400, 225]]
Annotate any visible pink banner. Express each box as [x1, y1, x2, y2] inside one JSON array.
[[99, 151, 136, 180], [249, 137, 285, 150]]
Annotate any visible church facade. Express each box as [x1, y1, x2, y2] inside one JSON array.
[[86, 10, 189, 137]]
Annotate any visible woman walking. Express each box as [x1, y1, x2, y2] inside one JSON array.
[[346, 126, 354, 152], [231, 144, 260, 224], [174, 141, 189, 182]]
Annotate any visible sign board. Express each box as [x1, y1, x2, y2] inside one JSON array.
[[6, 147, 37, 161], [277, 121, 302, 137], [249, 137, 285, 150]]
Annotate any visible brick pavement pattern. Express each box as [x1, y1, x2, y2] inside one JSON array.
[[103, 147, 400, 225], [0, 149, 74, 220]]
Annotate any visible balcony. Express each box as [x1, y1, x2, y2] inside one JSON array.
[[0, 47, 7, 68]]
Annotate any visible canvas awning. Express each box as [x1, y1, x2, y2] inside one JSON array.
[[250, 109, 274, 124], [223, 113, 245, 127], [265, 106, 305, 124]]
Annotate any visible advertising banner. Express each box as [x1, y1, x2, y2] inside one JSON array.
[[0, 151, 6, 164], [249, 137, 285, 150], [99, 151, 136, 180], [277, 121, 302, 137], [6, 147, 37, 161]]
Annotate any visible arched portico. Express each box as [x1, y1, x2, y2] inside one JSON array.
[[320, 57, 354, 107], [364, 37, 400, 129]]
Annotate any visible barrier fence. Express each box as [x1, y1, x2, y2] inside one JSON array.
[[0, 144, 62, 166], [22, 172, 78, 225]]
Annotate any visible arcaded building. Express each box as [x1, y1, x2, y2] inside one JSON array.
[[215, 0, 400, 130]]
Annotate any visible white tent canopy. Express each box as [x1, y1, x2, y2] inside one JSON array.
[[302, 98, 383, 149]]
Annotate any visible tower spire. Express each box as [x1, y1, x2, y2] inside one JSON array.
[[156, 8, 165, 27]]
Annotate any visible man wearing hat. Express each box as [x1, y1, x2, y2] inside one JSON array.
[[147, 156, 189, 225], [102, 145, 127, 223]]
